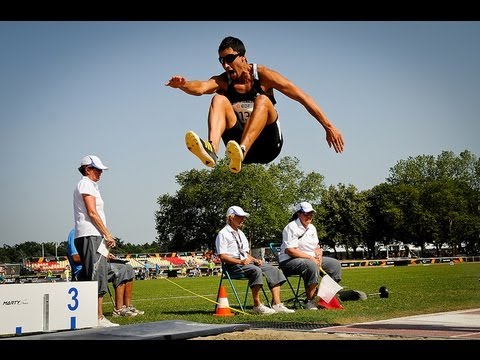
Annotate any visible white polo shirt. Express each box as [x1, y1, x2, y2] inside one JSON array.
[[215, 224, 250, 260], [279, 219, 319, 263]]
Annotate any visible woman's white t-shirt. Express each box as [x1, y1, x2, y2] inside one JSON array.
[[73, 176, 106, 237]]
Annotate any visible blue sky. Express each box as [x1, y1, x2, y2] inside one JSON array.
[[0, 21, 479, 247]]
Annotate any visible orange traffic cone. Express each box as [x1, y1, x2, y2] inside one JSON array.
[[318, 296, 344, 310], [214, 285, 234, 317]]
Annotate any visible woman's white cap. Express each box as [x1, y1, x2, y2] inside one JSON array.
[[80, 155, 108, 170], [295, 201, 316, 213]]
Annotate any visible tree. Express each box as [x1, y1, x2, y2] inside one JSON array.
[[365, 183, 402, 258], [320, 184, 369, 259], [387, 150, 479, 190], [0, 244, 16, 263], [422, 179, 479, 256], [386, 150, 480, 256], [154, 156, 326, 252]]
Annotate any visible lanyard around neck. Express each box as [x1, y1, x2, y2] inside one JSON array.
[[298, 226, 309, 239], [232, 230, 246, 257]]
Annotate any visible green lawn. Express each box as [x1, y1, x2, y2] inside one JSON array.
[[105, 262, 480, 327]]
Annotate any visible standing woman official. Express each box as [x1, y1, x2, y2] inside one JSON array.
[[73, 155, 119, 327]]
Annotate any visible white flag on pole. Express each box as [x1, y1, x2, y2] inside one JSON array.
[[317, 273, 343, 303]]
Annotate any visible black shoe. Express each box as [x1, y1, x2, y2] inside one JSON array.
[[185, 131, 217, 167]]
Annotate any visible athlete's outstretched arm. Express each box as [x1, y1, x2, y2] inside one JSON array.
[[165, 75, 222, 96], [259, 66, 345, 154]]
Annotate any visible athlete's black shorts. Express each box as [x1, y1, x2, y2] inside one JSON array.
[[222, 119, 283, 164]]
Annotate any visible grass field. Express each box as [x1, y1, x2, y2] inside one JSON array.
[[105, 262, 480, 327]]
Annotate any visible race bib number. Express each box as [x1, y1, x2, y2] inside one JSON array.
[[233, 101, 254, 124]]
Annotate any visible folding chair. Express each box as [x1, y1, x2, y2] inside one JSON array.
[[269, 242, 306, 309], [215, 263, 270, 312]]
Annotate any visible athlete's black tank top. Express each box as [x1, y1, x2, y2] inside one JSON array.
[[224, 64, 276, 105]]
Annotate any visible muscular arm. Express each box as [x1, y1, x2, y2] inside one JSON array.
[[258, 65, 345, 153], [165, 75, 226, 96]]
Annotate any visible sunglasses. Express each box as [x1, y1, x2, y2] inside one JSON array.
[[88, 166, 103, 172], [301, 211, 314, 217], [218, 53, 241, 65]]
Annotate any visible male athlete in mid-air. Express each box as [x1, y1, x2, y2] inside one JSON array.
[[165, 36, 344, 173]]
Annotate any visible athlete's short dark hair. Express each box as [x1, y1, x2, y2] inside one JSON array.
[[218, 36, 246, 56]]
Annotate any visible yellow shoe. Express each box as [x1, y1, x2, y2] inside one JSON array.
[[185, 131, 217, 168], [226, 140, 244, 173]]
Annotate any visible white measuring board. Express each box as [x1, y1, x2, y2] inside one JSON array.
[[0, 281, 98, 335]]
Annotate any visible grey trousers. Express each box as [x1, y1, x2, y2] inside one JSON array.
[[280, 256, 342, 290], [224, 263, 286, 289]]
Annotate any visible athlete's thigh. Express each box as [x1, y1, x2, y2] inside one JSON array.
[[252, 95, 277, 125], [211, 94, 237, 128]]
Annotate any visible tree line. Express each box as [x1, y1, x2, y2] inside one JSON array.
[[155, 149, 479, 258], [1, 150, 479, 263]]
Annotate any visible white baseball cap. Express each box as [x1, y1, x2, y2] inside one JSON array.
[[226, 205, 250, 217], [80, 155, 108, 170], [295, 201, 316, 213]]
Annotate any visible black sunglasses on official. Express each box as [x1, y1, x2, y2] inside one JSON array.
[[218, 53, 242, 65]]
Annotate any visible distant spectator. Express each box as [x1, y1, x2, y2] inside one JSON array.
[[144, 261, 150, 279], [0, 266, 6, 283], [195, 263, 201, 277], [207, 259, 215, 276], [180, 264, 187, 277], [137, 268, 145, 280], [47, 269, 55, 282], [64, 265, 71, 282]]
